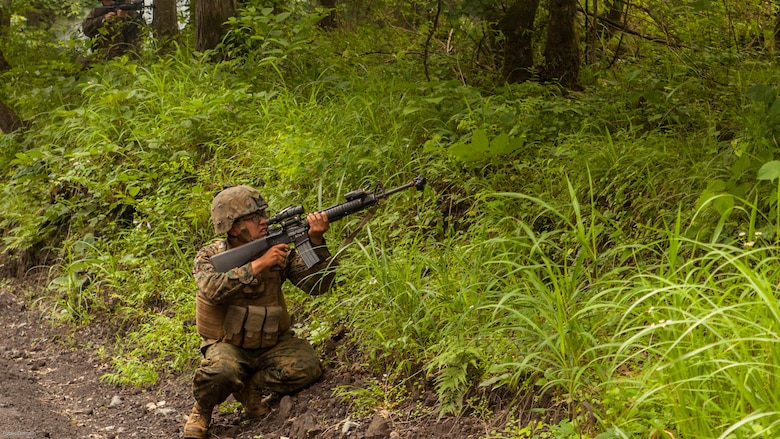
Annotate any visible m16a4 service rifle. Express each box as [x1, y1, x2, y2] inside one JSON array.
[[210, 177, 427, 273]]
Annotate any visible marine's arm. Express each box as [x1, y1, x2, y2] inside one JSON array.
[[286, 212, 338, 295], [82, 8, 112, 37], [194, 240, 294, 303], [193, 241, 257, 303]]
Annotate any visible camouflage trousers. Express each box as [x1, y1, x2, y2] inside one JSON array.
[[192, 331, 322, 410]]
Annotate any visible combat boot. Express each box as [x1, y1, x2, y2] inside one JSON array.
[[234, 386, 271, 418], [183, 402, 213, 439]]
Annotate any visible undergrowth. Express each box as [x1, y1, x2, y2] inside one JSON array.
[[3, 4, 780, 437]]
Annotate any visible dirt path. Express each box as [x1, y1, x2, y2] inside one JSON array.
[[0, 280, 492, 439], [0, 280, 189, 439]]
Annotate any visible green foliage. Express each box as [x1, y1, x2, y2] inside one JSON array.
[[693, 82, 780, 238], [219, 399, 242, 414], [6, 2, 780, 437], [332, 374, 409, 417], [215, 4, 325, 71], [426, 338, 482, 416], [606, 238, 780, 438], [100, 354, 159, 387]]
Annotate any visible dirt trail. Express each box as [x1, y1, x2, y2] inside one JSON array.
[[0, 280, 492, 439]]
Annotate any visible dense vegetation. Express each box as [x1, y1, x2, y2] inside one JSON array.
[[2, 1, 780, 438]]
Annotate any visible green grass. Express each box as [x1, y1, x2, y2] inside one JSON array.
[[4, 7, 780, 437]]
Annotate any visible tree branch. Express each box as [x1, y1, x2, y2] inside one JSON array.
[[577, 4, 688, 48]]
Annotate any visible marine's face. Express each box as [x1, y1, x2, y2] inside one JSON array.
[[230, 210, 269, 243]]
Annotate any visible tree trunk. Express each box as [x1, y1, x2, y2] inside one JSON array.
[[602, 0, 625, 34], [0, 47, 25, 134], [318, 0, 337, 29], [542, 0, 582, 90], [152, 0, 180, 51], [0, 46, 10, 72], [584, 0, 597, 64], [0, 0, 10, 34], [500, 0, 541, 83], [0, 98, 25, 134], [775, 2, 780, 51], [586, 0, 625, 63], [196, 0, 236, 52]]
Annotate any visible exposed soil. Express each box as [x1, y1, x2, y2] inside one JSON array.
[[0, 277, 504, 439]]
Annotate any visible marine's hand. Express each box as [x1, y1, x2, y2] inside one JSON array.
[[104, 11, 117, 20], [250, 243, 290, 274], [307, 211, 329, 246]]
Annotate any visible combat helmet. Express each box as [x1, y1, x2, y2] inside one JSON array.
[[210, 185, 268, 234]]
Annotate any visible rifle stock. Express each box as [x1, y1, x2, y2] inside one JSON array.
[[210, 236, 270, 273], [209, 176, 426, 273]]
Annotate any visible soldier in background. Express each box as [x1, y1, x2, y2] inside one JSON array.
[[81, 0, 145, 60], [184, 185, 338, 439]]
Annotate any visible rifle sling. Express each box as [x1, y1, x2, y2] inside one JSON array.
[[340, 205, 378, 248]]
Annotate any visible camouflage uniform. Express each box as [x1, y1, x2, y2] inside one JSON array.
[[82, 5, 144, 60], [191, 239, 336, 410], [184, 184, 336, 439]]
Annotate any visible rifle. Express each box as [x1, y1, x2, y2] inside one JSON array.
[[94, 0, 153, 16], [210, 177, 427, 273]]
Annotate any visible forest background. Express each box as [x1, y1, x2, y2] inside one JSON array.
[[2, 0, 780, 438]]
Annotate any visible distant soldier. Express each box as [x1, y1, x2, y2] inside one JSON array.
[[81, 0, 145, 60], [184, 185, 337, 439]]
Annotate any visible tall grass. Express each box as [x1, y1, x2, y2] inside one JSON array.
[[327, 181, 780, 438], [5, 13, 780, 437], [607, 238, 780, 438]]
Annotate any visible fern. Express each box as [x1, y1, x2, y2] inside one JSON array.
[[427, 341, 482, 417]]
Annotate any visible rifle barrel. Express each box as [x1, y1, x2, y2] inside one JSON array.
[[381, 176, 426, 198]]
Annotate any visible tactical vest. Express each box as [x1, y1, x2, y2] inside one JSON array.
[[195, 270, 292, 349]]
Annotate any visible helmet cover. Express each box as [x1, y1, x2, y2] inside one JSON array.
[[210, 185, 268, 234]]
